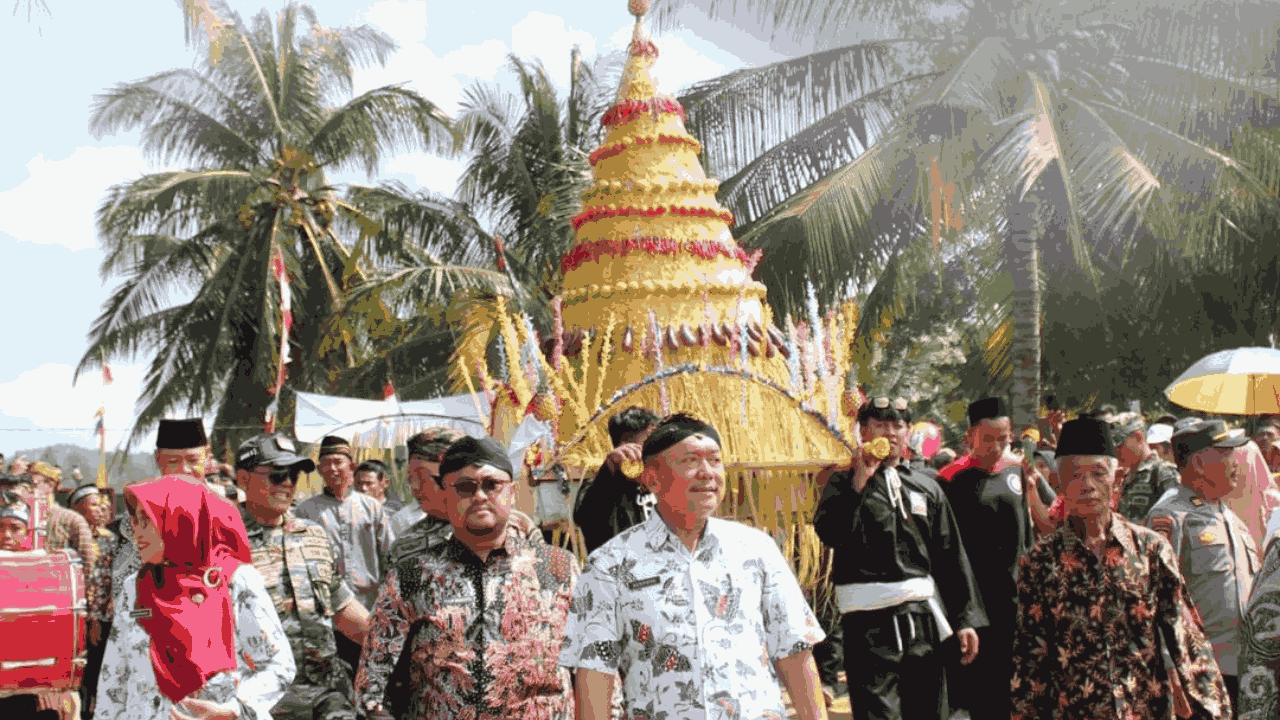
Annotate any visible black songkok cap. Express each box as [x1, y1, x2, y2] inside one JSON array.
[[407, 426, 467, 462], [1056, 418, 1117, 458], [439, 436, 514, 480], [641, 413, 723, 461], [67, 484, 100, 508], [156, 418, 207, 450], [967, 397, 1009, 427], [1172, 419, 1248, 466], [318, 435, 355, 460]]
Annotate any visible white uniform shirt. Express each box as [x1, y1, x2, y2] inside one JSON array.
[[559, 513, 824, 720]]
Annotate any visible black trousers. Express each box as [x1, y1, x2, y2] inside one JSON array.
[[1224, 674, 1238, 720], [841, 602, 948, 720], [334, 632, 363, 684], [80, 622, 111, 719], [948, 623, 1013, 720]]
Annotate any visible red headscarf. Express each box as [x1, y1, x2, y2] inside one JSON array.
[[125, 476, 251, 703]]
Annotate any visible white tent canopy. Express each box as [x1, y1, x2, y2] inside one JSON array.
[[293, 390, 490, 447]]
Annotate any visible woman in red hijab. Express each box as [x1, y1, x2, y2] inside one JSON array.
[[95, 476, 295, 720]]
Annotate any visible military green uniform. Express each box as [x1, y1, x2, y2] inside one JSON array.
[[242, 508, 358, 720], [1115, 454, 1180, 523]]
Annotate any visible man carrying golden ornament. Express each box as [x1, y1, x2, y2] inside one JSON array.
[[814, 397, 986, 720]]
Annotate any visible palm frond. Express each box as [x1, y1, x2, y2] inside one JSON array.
[[680, 42, 899, 179], [719, 72, 938, 225], [308, 85, 455, 175]]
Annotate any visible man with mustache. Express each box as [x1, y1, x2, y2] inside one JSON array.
[[1149, 419, 1258, 713], [235, 433, 370, 720], [356, 436, 578, 720], [561, 413, 828, 720], [814, 397, 985, 720]]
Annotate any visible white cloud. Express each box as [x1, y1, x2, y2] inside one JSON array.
[[608, 25, 729, 95], [0, 363, 157, 449], [0, 146, 149, 251], [353, 38, 508, 117], [384, 153, 468, 196], [510, 12, 597, 88], [363, 0, 427, 45]]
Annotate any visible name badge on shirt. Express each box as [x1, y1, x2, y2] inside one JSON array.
[[129, 607, 153, 619], [908, 491, 929, 517], [627, 576, 661, 590]]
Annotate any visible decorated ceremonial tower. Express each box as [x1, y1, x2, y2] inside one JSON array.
[[471, 0, 859, 571]]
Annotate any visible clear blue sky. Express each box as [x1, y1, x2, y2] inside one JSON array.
[[0, 0, 809, 452]]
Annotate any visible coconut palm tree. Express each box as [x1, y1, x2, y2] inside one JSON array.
[[75, 2, 504, 454], [655, 0, 1280, 427]]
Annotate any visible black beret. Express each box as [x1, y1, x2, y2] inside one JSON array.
[[439, 436, 514, 480]]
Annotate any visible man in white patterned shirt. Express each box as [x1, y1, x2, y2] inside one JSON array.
[[560, 413, 828, 720]]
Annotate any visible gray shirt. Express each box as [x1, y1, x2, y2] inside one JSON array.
[[294, 488, 394, 612], [1148, 485, 1259, 675]]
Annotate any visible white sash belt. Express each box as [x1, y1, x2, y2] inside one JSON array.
[[834, 576, 954, 642]]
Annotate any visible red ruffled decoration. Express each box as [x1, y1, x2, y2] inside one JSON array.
[[630, 38, 659, 58], [571, 204, 734, 232], [601, 98, 686, 127], [588, 134, 700, 166], [560, 238, 751, 274]]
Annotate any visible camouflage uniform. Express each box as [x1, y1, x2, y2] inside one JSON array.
[[242, 507, 359, 720], [1115, 454, 1181, 523]]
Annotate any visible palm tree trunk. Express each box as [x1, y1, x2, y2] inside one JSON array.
[[1005, 198, 1041, 432]]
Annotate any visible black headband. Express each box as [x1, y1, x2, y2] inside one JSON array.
[[641, 414, 722, 461], [439, 436, 514, 480]]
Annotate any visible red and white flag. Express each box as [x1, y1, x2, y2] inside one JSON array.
[[102, 363, 114, 386]]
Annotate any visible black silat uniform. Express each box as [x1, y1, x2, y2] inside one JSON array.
[[940, 463, 1036, 720], [814, 462, 987, 720]]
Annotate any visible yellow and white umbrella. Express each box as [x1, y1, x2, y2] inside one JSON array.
[[1165, 346, 1280, 414]]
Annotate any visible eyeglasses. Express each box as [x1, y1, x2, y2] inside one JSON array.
[[448, 478, 512, 498], [253, 467, 297, 486]]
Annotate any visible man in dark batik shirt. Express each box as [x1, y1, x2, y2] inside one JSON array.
[[356, 436, 578, 720], [1011, 418, 1231, 720], [1238, 517, 1280, 719]]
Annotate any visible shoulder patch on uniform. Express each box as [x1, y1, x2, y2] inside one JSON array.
[[1150, 516, 1174, 537], [1005, 470, 1023, 496]]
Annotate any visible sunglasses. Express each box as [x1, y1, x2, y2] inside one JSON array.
[[448, 478, 512, 498], [254, 467, 298, 486]]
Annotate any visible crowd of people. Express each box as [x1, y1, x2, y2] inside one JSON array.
[[1, 395, 1280, 720]]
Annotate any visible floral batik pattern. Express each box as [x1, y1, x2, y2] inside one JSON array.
[[89, 529, 117, 622], [559, 513, 825, 720], [355, 530, 579, 720], [95, 564, 295, 720], [1011, 514, 1231, 720], [1238, 532, 1280, 720]]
